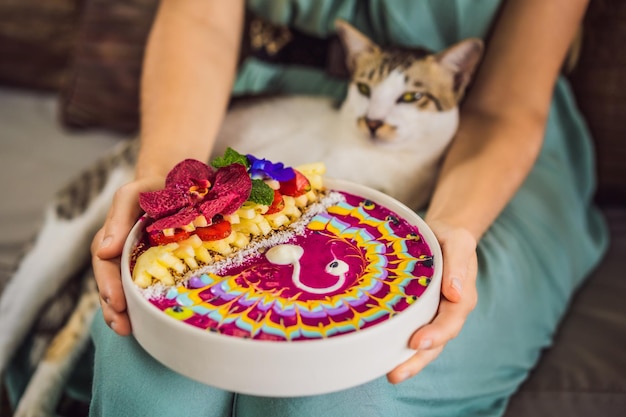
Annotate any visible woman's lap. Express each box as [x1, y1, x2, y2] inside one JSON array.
[[90, 210, 602, 417], [89, 81, 608, 417], [90, 315, 235, 417]]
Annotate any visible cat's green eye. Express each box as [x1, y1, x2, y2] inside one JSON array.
[[397, 92, 424, 103], [356, 82, 371, 97]]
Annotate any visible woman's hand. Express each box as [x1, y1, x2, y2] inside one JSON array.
[[387, 220, 478, 384], [91, 176, 165, 336]]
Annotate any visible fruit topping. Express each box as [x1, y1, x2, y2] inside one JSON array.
[[194, 218, 232, 241], [266, 190, 285, 214], [132, 148, 328, 288], [140, 159, 252, 233], [148, 229, 192, 246], [279, 170, 311, 197]]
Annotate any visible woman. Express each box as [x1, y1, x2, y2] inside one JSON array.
[[91, 0, 607, 415]]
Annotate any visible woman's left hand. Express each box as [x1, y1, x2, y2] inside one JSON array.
[[387, 219, 478, 384]]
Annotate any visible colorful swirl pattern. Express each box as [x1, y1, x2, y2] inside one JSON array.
[[148, 192, 434, 341]]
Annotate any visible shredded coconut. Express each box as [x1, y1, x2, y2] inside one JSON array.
[[138, 281, 171, 299]]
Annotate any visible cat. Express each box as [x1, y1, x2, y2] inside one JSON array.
[[1, 19, 482, 416]]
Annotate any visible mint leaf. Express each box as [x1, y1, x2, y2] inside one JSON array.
[[211, 147, 249, 169], [247, 179, 274, 205]]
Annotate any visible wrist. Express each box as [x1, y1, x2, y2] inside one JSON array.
[[424, 212, 482, 243], [423, 217, 478, 262], [134, 157, 172, 182], [133, 135, 210, 181]]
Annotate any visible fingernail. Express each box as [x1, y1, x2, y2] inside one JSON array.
[[451, 277, 463, 295], [418, 339, 433, 350], [100, 236, 112, 249], [110, 321, 117, 331]]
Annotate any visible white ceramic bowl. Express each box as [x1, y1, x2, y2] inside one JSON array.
[[121, 178, 442, 397]]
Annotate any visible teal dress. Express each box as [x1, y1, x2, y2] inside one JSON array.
[[86, 1, 608, 416]]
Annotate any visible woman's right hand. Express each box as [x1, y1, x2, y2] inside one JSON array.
[[91, 176, 165, 336]]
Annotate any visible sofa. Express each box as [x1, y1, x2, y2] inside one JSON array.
[[1, 0, 624, 415]]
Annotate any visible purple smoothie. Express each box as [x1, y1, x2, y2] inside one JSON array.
[[142, 191, 435, 341]]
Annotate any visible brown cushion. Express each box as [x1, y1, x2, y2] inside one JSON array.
[[569, 0, 626, 205], [60, 0, 158, 134], [0, 0, 82, 91]]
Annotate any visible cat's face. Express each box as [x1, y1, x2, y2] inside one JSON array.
[[341, 50, 460, 144], [336, 20, 483, 146]]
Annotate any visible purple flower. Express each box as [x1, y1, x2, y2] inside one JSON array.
[[247, 154, 295, 182]]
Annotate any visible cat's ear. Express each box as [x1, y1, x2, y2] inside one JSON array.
[[436, 38, 484, 98], [335, 19, 381, 73]]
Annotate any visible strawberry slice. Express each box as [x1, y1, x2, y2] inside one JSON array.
[[265, 190, 285, 214], [194, 218, 232, 241], [279, 170, 311, 197], [148, 229, 191, 246]]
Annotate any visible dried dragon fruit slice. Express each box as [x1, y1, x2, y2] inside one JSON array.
[[140, 159, 251, 233]]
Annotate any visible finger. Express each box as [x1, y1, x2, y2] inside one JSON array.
[[439, 229, 476, 303], [93, 244, 132, 336], [99, 297, 132, 336], [96, 183, 144, 260], [408, 292, 476, 351], [387, 345, 444, 384], [93, 221, 133, 336], [408, 253, 478, 349], [92, 228, 127, 314], [93, 251, 127, 313]]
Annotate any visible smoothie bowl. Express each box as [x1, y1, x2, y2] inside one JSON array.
[[121, 149, 442, 397]]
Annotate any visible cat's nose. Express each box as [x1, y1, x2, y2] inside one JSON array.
[[365, 118, 384, 135]]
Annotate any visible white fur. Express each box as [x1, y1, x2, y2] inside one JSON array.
[[217, 91, 457, 210], [365, 70, 407, 121]]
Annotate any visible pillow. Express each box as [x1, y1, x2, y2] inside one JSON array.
[[0, 0, 81, 91], [60, 0, 158, 134], [569, 0, 626, 205]]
